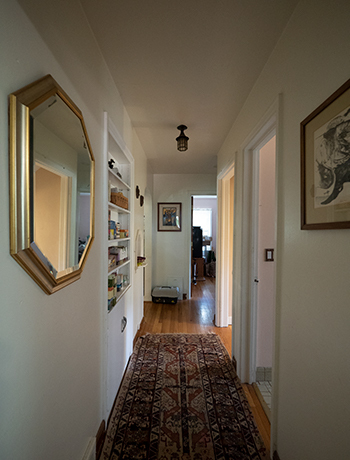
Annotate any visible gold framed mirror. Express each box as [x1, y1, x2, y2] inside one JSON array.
[[9, 75, 95, 294]]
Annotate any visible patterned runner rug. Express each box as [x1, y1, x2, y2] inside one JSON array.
[[100, 333, 267, 459]]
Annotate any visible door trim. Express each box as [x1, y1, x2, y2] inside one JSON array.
[[235, 98, 279, 382], [216, 161, 235, 327], [233, 95, 281, 454]]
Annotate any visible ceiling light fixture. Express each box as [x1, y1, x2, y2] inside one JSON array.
[[176, 125, 189, 152]]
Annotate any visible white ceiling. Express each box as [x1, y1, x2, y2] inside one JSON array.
[[80, 0, 299, 174]]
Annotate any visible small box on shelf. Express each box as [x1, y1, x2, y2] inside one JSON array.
[[108, 254, 117, 268], [108, 218, 122, 240], [110, 245, 128, 260], [111, 189, 128, 210], [108, 243, 129, 273]]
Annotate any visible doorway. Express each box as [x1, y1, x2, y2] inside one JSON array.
[[191, 195, 217, 297], [232, 100, 280, 450], [253, 135, 276, 420]]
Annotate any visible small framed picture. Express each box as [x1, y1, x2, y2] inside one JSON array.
[[301, 78, 350, 229], [157, 202, 182, 231]]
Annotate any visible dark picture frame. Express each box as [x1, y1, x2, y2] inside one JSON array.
[[157, 202, 182, 231], [301, 78, 350, 229]]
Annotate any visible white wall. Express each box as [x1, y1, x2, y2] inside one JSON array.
[[0, 1, 148, 459], [217, 0, 350, 458], [78, 194, 91, 242], [153, 174, 216, 297], [132, 133, 149, 333], [144, 189, 153, 301], [256, 137, 276, 368]]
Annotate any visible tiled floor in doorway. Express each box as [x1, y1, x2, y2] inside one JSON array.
[[256, 381, 272, 409], [253, 380, 272, 422]]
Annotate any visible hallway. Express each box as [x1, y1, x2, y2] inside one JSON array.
[[136, 278, 270, 456], [138, 278, 231, 352]]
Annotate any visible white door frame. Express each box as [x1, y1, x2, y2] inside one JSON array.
[[233, 96, 280, 382], [233, 96, 281, 453], [216, 161, 235, 327], [248, 130, 276, 384]]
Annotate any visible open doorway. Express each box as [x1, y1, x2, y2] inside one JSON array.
[[253, 135, 276, 421], [191, 195, 217, 298], [233, 101, 280, 446]]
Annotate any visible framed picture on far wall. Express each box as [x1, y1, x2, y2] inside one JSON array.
[[301, 78, 350, 229], [158, 202, 182, 231]]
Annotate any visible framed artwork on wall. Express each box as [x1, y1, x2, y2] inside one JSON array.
[[301, 78, 350, 229], [157, 202, 182, 231]]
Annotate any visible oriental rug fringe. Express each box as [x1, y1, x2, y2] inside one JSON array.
[[100, 333, 267, 459]]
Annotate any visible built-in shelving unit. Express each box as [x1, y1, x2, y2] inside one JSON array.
[[103, 112, 135, 421], [104, 113, 134, 313]]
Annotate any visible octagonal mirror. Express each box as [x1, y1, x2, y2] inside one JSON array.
[[9, 75, 95, 294]]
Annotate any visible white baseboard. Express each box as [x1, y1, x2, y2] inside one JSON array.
[[81, 437, 96, 460]]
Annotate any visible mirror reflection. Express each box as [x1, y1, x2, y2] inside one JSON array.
[[31, 95, 92, 276]]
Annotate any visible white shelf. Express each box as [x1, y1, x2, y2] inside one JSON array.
[[108, 201, 130, 214], [137, 263, 148, 269], [108, 168, 130, 190], [108, 284, 131, 312], [115, 283, 131, 301], [108, 237, 130, 246], [108, 258, 131, 276]]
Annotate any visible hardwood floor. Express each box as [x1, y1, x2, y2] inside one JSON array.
[[242, 384, 271, 457], [137, 277, 232, 352], [136, 277, 271, 457]]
